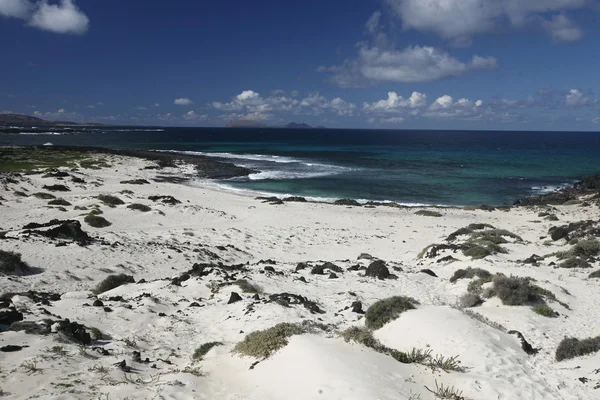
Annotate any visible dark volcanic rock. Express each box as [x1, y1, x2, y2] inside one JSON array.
[[312, 262, 343, 275], [283, 196, 307, 202], [508, 330, 538, 355], [24, 219, 92, 246], [148, 195, 181, 205], [328, 272, 338, 279], [56, 320, 91, 345], [295, 262, 308, 272], [92, 299, 104, 307], [0, 309, 23, 325], [1, 345, 27, 352], [9, 320, 51, 335], [333, 199, 361, 206], [351, 301, 364, 314], [420, 269, 438, 277], [263, 266, 276, 273], [42, 184, 70, 192], [523, 254, 544, 265], [71, 176, 85, 184], [357, 253, 373, 260], [227, 292, 242, 304], [269, 293, 325, 314], [365, 260, 392, 280]]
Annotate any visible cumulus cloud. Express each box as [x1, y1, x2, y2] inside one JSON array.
[[57, 108, 65, 113], [183, 111, 208, 121], [384, 0, 587, 43], [1, 0, 89, 35], [363, 91, 427, 113], [212, 90, 356, 117], [380, 117, 405, 124], [540, 14, 583, 42], [565, 89, 592, 107], [174, 98, 193, 105]]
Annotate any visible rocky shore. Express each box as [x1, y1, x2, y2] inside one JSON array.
[[1, 146, 600, 399]]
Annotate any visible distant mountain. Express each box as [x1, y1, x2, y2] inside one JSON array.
[[0, 113, 104, 127], [282, 122, 313, 129], [225, 119, 269, 128]]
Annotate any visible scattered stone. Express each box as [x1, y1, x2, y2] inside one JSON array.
[[365, 260, 393, 280], [295, 262, 308, 271], [419, 269, 438, 277], [42, 184, 70, 192], [333, 199, 361, 206], [148, 195, 181, 205], [523, 254, 544, 265], [351, 301, 364, 314], [508, 330, 538, 355], [357, 253, 373, 260], [24, 219, 93, 246], [9, 320, 51, 335], [269, 293, 325, 314], [297, 276, 307, 283], [252, 293, 260, 300], [1, 345, 27, 352], [120, 179, 150, 185], [283, 196, 307, 202], [228, 292, 242, 304], [264, 266, 276, 273], [328, 272, 338, 279], [189, 302, 201, 307], [92, 299, 104, 307], [437, 255, 458, 263], [0, 309, 23, 325], [55, 320, 92, 345]]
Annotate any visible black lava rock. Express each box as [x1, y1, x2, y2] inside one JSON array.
[[365, 260, 391, 280], [420, 269, 438, 277], [92, 299, 104, 307], [228, 292, 242, 304]]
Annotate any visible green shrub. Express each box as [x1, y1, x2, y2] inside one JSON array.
[[556, 336, 600, 361], [48, 198, 71, 206], [120, 190, 134, 195], [463, 240, 507, 259], [532, 303, 556, 318], [89, 327, 103, 340], [589, 270, 600, 279], [414, 210, 443, 217], [96, 194, 124, 207], [127, 203, 151, 212], [341, 326, 385, 351], [570, 239, 600, 259], [466, 276, 493, 294], [193, 342, 223, 361], [446, 227, 473, 241], [88, 208, 103, 216], [33, 192, 56, 200], [14, 190, 28, 197], [93, 274, 134, 294], [450, 267, 491, 283], [233, 279, 262, 294], [233, 323, 306, 358], [492, 275, 539, 306], [84, 215, 111, 228], [468, 223, 496, 230], [74, 205, 88, 211], [459, 293, 482, 308], [471, 229, 522, 243], [560, 257, 591, 269], [0, 250, 30, 275], [365, 296, 419, 330]]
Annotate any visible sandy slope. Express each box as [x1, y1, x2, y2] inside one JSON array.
[[1, 154, 600, 399]]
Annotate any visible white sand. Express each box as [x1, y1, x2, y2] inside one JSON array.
[[1, 153, 599, 399]]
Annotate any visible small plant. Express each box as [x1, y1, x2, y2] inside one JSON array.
[[589, 270, 600, 279], [88, 364, 109, 373], [46, 345, 68, 357], [122, 336, 138, 348], [405, 347, 433, 364], [466, 276, 493, 294], [127, 203, 151, 212], [233, 323, 306, 359], [450, 267, 491, 283], [429, 354, 466, 372], [559, 257, 591, 269], [93, 274, 134, 294], [21, 360, 41, 374], [48, 198, 71, 206], [458, 293, 482, 308], [233, 279, 262, 294], [192, 342, 223, 361], [461, 309, 506, 332], [425, 380, 464, 399], [89, 327, 103, 340], [532, 303, 556, 318], [556, 336, 600, 361], [33, 192, 56, 199], [96, 194, 125, 207], [341, 326, 385, 352], [0, 249, 30, 275], [182, 366, 204, 377], [415, 210, 443, 217], [365, 296, 419, 330], [84, 214, 111, 228]]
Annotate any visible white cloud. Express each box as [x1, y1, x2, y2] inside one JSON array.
[[0, 0, 89, 34], [183, 111, 208, 121], [425, 95, 484, 118], [321, 42, 496, 86], [57, 108, 65, 113], [565, 89, 591, 107], [220, 112, 271, 121], [154, 103, 160, 107], [593, 117, 600, 124], [380, 117, 405, 124], [174, 98, 193, 105], [96, 102, 104, 106], [87, 105, 95, 109], [540, 14, 583, 42], [384, 0, 587, 43], [363, 91, 427, 113], [365, 11, 382, 34], [33, 110, 42, 116]]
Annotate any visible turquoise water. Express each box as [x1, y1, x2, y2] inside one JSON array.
[[3, 127, 600, 206]]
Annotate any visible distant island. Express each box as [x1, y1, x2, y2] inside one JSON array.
[[225, 120, 325, 129], [0, 113, 104, 127]]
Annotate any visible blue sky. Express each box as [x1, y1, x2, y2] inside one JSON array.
[[1, 0, 600, 130]]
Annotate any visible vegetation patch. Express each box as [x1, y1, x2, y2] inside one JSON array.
[[532, 303, 557, 318], [365, 296, 419, 330], [48, 198, 71, 206], [414, 210, 443, 217], [450, 267, 491, 283], [589, 270, 600, 279], [33, 192, 56, 200], [466, 276, 493, 295], [0, 147, 87, 173], [127, 203, 151, 212], [193, 342, 223, 361], [84, 214, 111, 228], [233, 323, 306, 359], [96, 194, 125, 207], [560, 257, 592, 269], [0, 250, 30, 275], [556, 336, 600, 361], [492, 275, 541, 306], [458, 293, 482, 308], [93, 274, 135, 294], [233, 279, 262, 294]]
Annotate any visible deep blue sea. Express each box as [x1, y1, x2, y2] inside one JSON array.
[[3, 127, 600, 206]]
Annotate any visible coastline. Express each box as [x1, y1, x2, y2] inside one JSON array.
[[1, 147, 600, 399]]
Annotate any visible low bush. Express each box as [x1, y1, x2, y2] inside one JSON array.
[[570, 239, 600, 259], [89, 327, 103, 340], [450, 267, 491, 283], [492, 275, 539, 306], [532, 303, 556, 318], [466, 276, 493, 294], [48, 198, 71, 206], [233, 323, 306, 359], [33, 192, 56, 200], [463, 240, 507, 259], [556, 336, 600, 361], [471, 229, 522, 244], [84, 214, 111, 228], [96, 194, 124, 207], [193, 341, 223, 361], [233, 279, 262, 294], [589, 270, 600, 279], [365, 296, 419, 330], [341, 326, 385, 352], [0, 250, 30, 275], [458, 293, 482, 308], [560, 257, 591, 269], [414, 210, 443, 217], [93, 274, 134, 294], [127, 203, 151, 212]]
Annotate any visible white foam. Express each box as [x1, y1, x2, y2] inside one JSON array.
[[159, 150, 300, 164], [18, 132, 64, 135]]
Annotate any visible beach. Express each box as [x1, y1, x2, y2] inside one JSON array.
[[1, 146, 600, 399]]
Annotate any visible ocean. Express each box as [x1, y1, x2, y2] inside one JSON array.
[[3, 127, 600, 206]]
